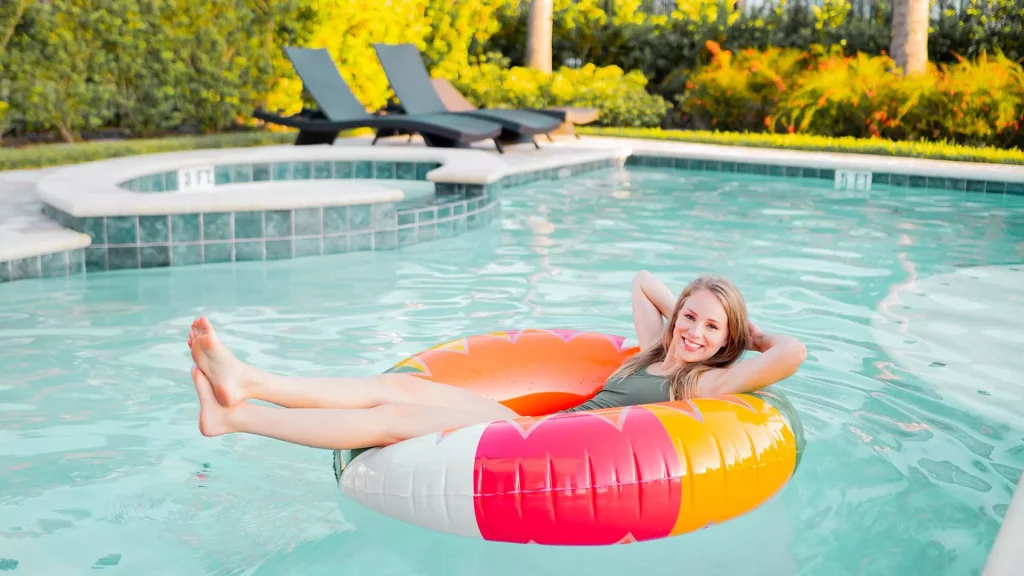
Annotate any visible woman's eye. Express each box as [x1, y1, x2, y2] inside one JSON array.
[[684, 314, 695, 320], [708, 325, 718, 331]]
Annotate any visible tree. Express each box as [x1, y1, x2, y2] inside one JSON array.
[[889, 0, 928, 74], [525, 0, 552, 73]]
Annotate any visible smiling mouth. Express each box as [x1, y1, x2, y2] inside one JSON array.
[[682, 337, 704, 352]]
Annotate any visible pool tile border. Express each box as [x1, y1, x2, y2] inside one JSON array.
[[120, 160, 443, 192], [626, 154, 1024, 196], [3, 156, 620, 283]]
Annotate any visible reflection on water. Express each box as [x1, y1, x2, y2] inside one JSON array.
[[0, 167, 1022, 575]]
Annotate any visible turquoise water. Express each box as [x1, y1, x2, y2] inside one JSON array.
[[2, 166, 1023, 575]]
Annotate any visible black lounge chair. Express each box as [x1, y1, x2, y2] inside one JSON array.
[[429, 77, 599, 140], [372, 43, 563, 148], [253, 47, 504, 150]]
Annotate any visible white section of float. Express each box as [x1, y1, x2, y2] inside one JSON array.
[[338, 422, 487, 539]]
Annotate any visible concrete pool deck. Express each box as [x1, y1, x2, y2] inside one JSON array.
[[3, 133, 1024, 282]]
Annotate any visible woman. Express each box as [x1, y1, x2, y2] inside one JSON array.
[[188, 272, 806, 451]]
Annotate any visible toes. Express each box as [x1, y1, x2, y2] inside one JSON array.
[[196, 317, 214, 335]]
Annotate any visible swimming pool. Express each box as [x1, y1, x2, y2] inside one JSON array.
[[1, 165, 1022, 575]]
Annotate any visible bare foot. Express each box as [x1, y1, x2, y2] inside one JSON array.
[[189, 316, 259, 407], [193, 366, 234, 437]]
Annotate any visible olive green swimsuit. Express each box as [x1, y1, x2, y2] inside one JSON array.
[[560, 369, 670, 413]]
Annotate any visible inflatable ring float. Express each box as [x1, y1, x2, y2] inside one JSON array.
[[333, 329, 805, 546]]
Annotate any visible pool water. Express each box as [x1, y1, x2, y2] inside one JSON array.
[[2, 166, 1022, 575]]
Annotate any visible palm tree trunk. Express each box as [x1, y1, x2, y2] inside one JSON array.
[[525, 0, 552, 73], [890, 0, 929, 75]]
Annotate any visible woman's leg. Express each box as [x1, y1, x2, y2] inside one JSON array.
[[188, 317, 517, 417], [192, 367, 505, 450]]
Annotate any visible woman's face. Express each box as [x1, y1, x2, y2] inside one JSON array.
[[667, 288, 729, 363]]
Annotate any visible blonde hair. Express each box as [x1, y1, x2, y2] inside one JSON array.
[[610, 275, 752, 400]]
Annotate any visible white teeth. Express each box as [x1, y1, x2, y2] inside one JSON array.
[[683, 338, 703, 351]]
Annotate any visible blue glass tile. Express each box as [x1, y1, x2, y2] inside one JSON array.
[[373, 204, 396, 229], [139, 216, 169, 244], [375, 162, 395, 179], [966, 179, 986, 192], [83, 218, 106, 244], [265, 210, 292, 238], [436, 219, 454, 238], [69, 250, 85, 274], [1005, 182, 1024, 196], [150, 173, 166, 192], [986, 181, 1006, 194], [108, 247, 139, 270], [294, 208, 321, 236], [333, 162, 353, 179], [140, 246, 170, 268], [398, 212, 416, 227], [40, 253, 66, 278], [215, 165, 232, 185], [417, 208, 436, 222], [349, 232, 372, 252], [234, 241, 264, 261], [86, 248, 107, 272], [273, 162, 291, 181], [819, 169, 836, 181], [396, 162, 415, 180], [266, 239, 293, 260], [172, 214, 201, 243], [374, 230, 397, 250], [172, 245, 202, 267], [203, 213, 232, 241], [398, 227, 418, 247], [323, 207, 348, 234], [323, 235, 349, 254], [203, 243, 233, 264], [294, 238, 322, 257], [106, 216, 138, 245], [354, 161, 372, 178], [349, 205, 371, 231], [232, 164, 252, 183], [252, 163, 271, 182], [233, 211, 263, 240], [291, 162, 311, 180], [7, 257, 36, 281], [165, 171, 179, 191], [313, 161, 332, 179]]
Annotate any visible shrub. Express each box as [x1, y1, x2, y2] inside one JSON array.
[[680, 41, 808, 131], [681, 44, 1024, 147], [450, 62, 669, 128]]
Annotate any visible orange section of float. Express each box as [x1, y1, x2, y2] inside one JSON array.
[[388, 329, 638, 416]]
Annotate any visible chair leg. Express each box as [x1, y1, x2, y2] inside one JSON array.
[[295, 130, 338, 146], [493, 138, 505, 154], [407, 134, 414, 143], [371, 132, 381, 146], [532, 137, 541, 150], [546, 133, 555, 142]]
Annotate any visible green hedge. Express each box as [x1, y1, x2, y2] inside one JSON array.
[[580, 126, 1024, 166], [0, 131, 303, 171]]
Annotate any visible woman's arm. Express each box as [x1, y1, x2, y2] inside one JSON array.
[[632, 270, 677, 350], [707, 323, 807, 395]]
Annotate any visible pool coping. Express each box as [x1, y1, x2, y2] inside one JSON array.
[[984, 472, 1024, 576]]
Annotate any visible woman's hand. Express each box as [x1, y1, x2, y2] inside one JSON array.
[[747, 321, 765, 351]]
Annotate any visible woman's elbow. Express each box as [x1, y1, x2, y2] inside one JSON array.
[[788, 341, 808, 372]]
